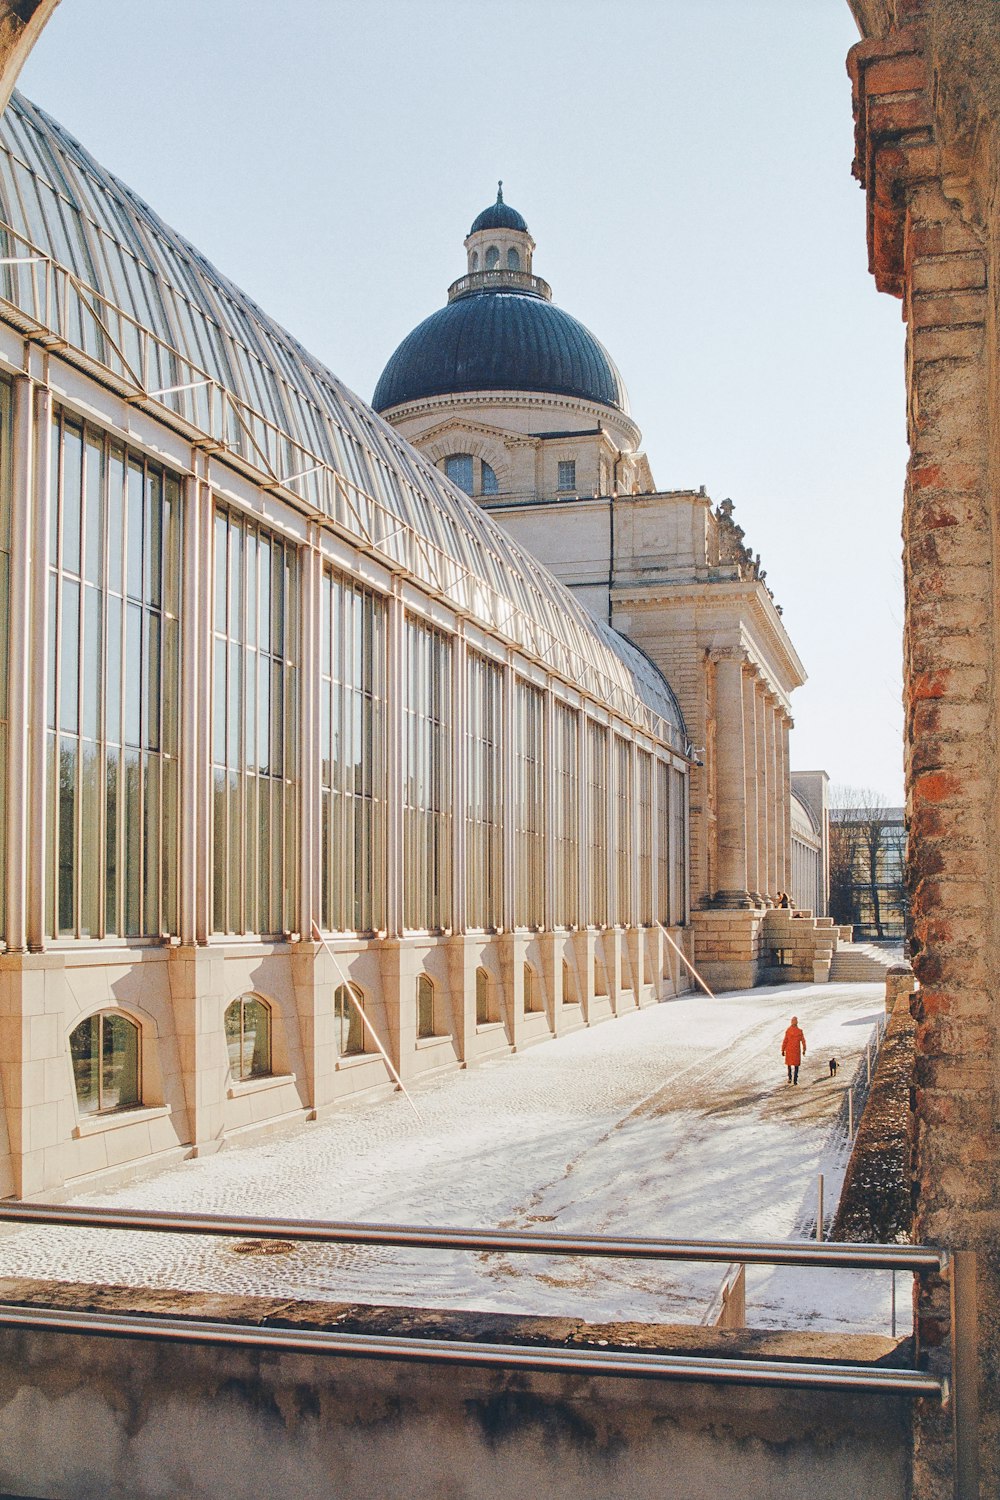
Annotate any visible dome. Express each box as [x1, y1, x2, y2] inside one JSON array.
[[470, 183, 528, 235], [373, 291, 628, 413]]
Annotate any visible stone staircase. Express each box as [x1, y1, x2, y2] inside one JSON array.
[[828, 942, 899, 984]]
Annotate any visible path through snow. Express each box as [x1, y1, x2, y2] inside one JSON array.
[[1, 981, 903, 1334]]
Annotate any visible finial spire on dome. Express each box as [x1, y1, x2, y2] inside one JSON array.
[[497, 180, 503, 203]]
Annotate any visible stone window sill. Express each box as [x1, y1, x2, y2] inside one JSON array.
[[336, 1051, 377, 1069], [475, 1021, 504, 1034], [416, 1035, 452, 1050], [227, 1072, 296, 1099], [73, 1103, 172, 1138]]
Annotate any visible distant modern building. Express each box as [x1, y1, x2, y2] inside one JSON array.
[[375, 187, 830, 988], [829, 803, 906, 942], [0, 101, 694, 1199]]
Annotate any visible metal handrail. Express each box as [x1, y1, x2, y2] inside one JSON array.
[[0, 1201, 946, 1272], [0, 1302, 945, 1397]]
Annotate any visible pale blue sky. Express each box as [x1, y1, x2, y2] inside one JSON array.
[[18, 0, 909, 802]]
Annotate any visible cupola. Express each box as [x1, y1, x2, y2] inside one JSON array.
[[463, 181, 536, 281]]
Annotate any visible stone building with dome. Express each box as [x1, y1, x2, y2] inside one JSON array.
[[0, 102, 696, 1199], [376, 187, 829, 989]]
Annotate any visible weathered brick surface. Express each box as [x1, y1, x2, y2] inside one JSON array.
[[849, 4, 1000, 1494]]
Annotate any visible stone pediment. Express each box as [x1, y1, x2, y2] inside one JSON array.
[[414, 415, 536, 450]]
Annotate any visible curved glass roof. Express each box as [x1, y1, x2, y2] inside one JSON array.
[[0, 93, 687, 749]]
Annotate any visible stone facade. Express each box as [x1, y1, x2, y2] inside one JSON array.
[[848, 2, 1000, 1493], [380, 216, 825, 991]]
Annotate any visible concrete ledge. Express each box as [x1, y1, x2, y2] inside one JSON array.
[[0, 1277, 915, 1500]]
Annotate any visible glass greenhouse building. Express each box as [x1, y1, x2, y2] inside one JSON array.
[[0, 93, 692, 1197]]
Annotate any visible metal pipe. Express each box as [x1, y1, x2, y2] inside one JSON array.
[[816, 1174, 824, 1243], [0, 1202, 946, 1272], [310, 921, 422, 1120], [0, 1303, 946, 1398], [658, 922, 715, 999]]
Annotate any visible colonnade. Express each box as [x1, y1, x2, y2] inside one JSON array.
[[711, 647, 792, 908]]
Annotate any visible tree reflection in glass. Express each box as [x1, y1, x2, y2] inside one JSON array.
[[70, 1011, 140, 1114], [225, 994, 272, 1080]]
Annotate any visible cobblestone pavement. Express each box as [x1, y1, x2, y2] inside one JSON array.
[[1, 982, 895, 1332]]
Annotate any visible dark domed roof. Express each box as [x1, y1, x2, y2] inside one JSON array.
[[373, 290, 628, 413], [470, 183, 528, 236]]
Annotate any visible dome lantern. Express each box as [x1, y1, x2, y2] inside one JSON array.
[[462, 181, 537, 286]]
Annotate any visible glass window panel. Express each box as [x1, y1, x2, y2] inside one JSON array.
[[105, 751, 119, 935], [83, 437, 103, 586], [214, 511, 228, 635], [444, 453, 474, 496], [107, 446, 124, 595], [46, 574, 57, 730], [334, 983, 365, 1056], [69, 1016, 100, 1115], [514, 680, 544, 929], [226, 995, 272, 1081], [57, 737, 76, 934], [143, 752, 160, 934], [145, 613, 160, 751], [101, 1012, 140, 1110], [59, 577, 79, 732], [80, 739, 101, 937], [81, 585, 101, 741], [48, 417, 60, 569], [124, 601, 142, 746], [145, 469, 162, 607], [61, 421, 83, 577], [163, 476, 181, 618], [126, 462, 144, 600], [481, 461, 499, 496], [123, 749, 141, 937], [211, 506, 297, 937]]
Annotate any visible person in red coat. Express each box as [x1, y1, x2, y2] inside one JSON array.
[[781, 1016, 806, 1085]]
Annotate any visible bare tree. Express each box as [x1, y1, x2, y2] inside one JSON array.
[[829, 785, 903, 940]]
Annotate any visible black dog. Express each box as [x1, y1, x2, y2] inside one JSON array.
[[829, 1058, 838, 1078]]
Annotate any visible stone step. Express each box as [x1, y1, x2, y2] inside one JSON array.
[[828, 945, 897, 983]]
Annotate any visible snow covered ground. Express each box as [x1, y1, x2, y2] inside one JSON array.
[[1, 981, 907, 1336]]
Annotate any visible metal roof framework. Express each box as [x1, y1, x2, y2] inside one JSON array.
[[0, 93, 687, 752]]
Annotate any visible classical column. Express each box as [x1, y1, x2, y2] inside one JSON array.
[[741, 663, 761, 904], [754, 680, 770, 904], [710, 649, 753, 907], [763, 696, 779, 901], [384, 590, 405, 938], [6, 375, 33, 951], [296, 532, 322, 942], [26, 384, 52, 951], [779, 711, 792, 897]]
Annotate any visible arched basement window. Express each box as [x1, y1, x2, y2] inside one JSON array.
[[444, 453, 474, 496], [485, 245, 500, 271], [334, 983, 365, 1056], [523, 963, 541, 1013], [562, 959, 575, 1005], [506, 247, 520, 271], [70, 1011, 140, 1115], [417, 974, 436, 1038], [225, 994, 272, 1081], [481, 461, 499, 496]]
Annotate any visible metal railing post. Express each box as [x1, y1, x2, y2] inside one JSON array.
[[950, 1250, 980, 1500]]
